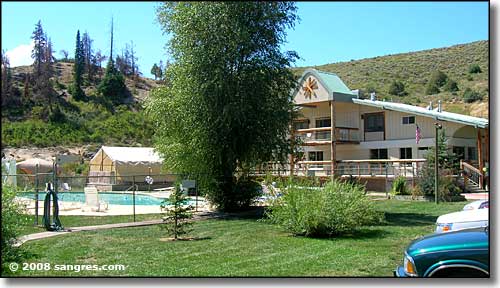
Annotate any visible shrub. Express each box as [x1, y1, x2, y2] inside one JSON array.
[[425, 82, 440, 95], [443, 79, 459, 92], [468, 64, 482, 74], [429, 70, 448, 87], [391, 176, 409, 195], [463, 88, 482, 103], [267, 180, 382, 237], [388, 80, 407, 96], [466, 75, 474, 81], [1, 185, 30, 275]]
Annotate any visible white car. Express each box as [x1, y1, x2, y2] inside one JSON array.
[[463, 200, 489, 211], [435, 208, 489, 233]]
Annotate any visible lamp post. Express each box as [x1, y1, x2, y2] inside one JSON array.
[[434, 123, 442, 204]]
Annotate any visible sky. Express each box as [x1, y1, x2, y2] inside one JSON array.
[[1, 1, 489, 79]]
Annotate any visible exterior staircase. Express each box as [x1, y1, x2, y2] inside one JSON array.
[[458, 177, 488, 193], [459, 160, 489, 194]]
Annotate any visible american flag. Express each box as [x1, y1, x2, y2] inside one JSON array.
[[416, 124, 421, 144]]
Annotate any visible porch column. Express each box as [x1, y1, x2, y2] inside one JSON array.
[[485, 128, 489, 164], [330, 98, 336, 180], [477, 128, 483, 189]]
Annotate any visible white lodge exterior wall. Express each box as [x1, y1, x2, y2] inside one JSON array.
[[296, 100, 481, 162]]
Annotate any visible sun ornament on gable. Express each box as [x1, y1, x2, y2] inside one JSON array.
[[302, 77, 318, 99]]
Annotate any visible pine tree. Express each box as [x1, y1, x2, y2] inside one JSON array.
[[1, 51, 14, 107], [72, 30, 85, 101], [31, 20, 46, 77], [160, 185, 194, 240], [151, 63, 159, 80], [97, 19, 126, 103], [82, 31, 94, 81]]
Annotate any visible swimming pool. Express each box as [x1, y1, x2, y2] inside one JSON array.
[[18, 192, 196, 206]]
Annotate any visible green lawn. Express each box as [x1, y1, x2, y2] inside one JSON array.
[[11, 200, 468, 277], [18, 214, 161, 236]]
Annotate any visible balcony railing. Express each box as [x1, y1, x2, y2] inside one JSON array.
[[292, 159, 426, 178], [295, 127, 360, 145]]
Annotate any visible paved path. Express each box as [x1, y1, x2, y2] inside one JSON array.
[[14, 212, 218, 247]]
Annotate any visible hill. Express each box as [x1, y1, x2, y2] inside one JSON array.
[[2, 61, 160, 150], [2, 41, 489, 151], [293, 40, 489, 118]]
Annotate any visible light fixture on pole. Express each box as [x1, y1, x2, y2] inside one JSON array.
[[434, 122, 442, 204]]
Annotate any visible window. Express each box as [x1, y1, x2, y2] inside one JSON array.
[[364, 113, 384, 132], [370, 149, 388, 159], [315, 118, 331, 140], [315, 118, 331, 128], [400, 147, 412, 159], [402, 116, 415, 125], [294, 120, 309, 130], [453, 146, 465, 159], [418, 147, 429, 151], [308, 151, 324, 161], [468, 147, 477, 161]]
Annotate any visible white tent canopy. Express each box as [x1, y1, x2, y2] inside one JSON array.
[[93, 146, 163, 166]]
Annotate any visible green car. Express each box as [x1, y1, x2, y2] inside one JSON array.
[[394, 227, 489, 277]]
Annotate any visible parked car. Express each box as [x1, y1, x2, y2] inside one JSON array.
[[394, 227, 489, 277], [463, 200, 489, 211], [435, 208, 488, 233]]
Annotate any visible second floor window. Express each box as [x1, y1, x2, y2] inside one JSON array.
[[308, 151, 324, 161], [315, 118, 331, 128], [364, 113, 384, 132], [402, 116, 415, 125], [294, 120, 309, 130]]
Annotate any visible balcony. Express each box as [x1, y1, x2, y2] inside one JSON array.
[[295, 127, 360, 145]]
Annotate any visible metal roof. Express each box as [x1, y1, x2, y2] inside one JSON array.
[[352, 98, 488, 128]]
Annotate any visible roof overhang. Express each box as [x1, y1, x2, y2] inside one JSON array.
[[353, 98, 488, 129]]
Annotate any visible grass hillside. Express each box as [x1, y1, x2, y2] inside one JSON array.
[[294, 40, 488, 118]]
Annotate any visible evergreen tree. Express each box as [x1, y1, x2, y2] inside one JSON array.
[[31, 20, 46, 77], [151, 63, 159, 80], [72, 30, 85, 101], [417, 129, 461, 200], [97, 59, 127, 103], [1, 51, 18, 107], [97, 18, 127, 103], [160, 185, 194, 240], [82, 31, 95, 81]]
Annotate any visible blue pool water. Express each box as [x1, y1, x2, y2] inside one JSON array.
[[19, 192, 194, 206]]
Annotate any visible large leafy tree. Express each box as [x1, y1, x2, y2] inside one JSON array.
[[148, 2, 299, 211]]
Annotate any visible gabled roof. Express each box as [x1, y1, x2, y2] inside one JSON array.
[[97, 146, 163, 165], [352, 98, 489, 128], [295, 69, 357, 102]]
